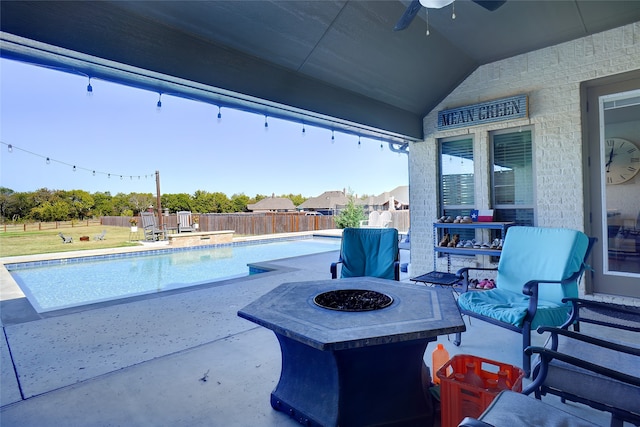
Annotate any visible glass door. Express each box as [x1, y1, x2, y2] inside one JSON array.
[[587, 79, 640, 298]]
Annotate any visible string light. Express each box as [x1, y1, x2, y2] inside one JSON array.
[[451, 1, 456, 19], [156, 93, 162, 111], [0, 142, 152, 182], [358, 136, 362, 149], [86, 77, 93, 96], [380, 143, 384, 151], [426, 9, 430, 36], [302, 123, 306, 136], [331, 130, 335, 144], [217, 106, 222, 122], [264, 115, 269, 130]]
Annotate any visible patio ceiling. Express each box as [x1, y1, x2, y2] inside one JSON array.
[[1, 1, 639, 144]]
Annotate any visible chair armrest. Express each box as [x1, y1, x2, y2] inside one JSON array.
[[330, 260, 343, 279], [523, 326, 640, 395], [561, 298, 640, 331]]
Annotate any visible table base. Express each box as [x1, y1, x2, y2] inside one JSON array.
[[270, 334, 434, 427]]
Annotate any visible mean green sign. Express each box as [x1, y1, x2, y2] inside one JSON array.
[[437, 95, 528, 130]]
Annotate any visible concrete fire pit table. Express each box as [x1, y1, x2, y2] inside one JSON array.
[[237, 277, 466, 427]]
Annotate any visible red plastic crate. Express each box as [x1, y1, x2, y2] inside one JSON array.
[[436, 354, 525, 427]]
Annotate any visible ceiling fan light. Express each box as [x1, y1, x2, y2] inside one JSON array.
[[419, 0, 454, 9]]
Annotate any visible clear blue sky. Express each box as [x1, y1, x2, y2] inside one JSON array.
[[0, 58, 408, 198]]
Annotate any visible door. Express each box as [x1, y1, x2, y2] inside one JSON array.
[[585, 74, 640, 298]]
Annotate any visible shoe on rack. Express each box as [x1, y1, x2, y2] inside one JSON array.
[[439, 233, 450, 246]]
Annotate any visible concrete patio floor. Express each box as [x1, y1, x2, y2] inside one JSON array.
[[0, 246, 624, 426]]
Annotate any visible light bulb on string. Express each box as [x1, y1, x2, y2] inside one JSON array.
[[46, 157, 51, 164], [358, 136, 362, 149], [73, 165, 76, 172], [426, 9, 430, 36], [120, 175, 123, 180], [302, 123, 306, 136], [380, 143, 384, 152], [87, 77, 93, 96], [331, 130, 335, 144], [7, 144, 12, 153], [264, 115, 269, 130], [217, 106, 222, 123], [108, 174, 111, 179], [93, 170, 96, 176], [156, 93, 162, 111], [451, 1, 456, 19]]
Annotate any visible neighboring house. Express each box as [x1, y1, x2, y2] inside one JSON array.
[[297, 190, 350, 215], [361, 186, 409, 212], [247, 196, 296, 212]]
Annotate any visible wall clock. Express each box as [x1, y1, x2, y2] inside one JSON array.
[[604, 137, 640, 185]]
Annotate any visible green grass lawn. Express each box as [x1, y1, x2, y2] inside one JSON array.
[[0, 226, 140, 258]]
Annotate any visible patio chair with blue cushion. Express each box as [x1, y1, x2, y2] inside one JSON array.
[[453, 226, 596, 376], [330, 227, 400, 281], [177, 211, 195, 233]]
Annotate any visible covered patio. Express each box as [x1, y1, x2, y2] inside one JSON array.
[[0, 249, 617, 426]]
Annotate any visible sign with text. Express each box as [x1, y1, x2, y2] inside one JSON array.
[[437, 95, 528, 130]]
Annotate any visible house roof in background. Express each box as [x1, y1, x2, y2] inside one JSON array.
[[247, 197, 296, 212]]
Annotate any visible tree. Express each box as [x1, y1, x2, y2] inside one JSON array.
[[334, 196, 365, 229], [63, 190, 94, 219], [230, 193, 250, 212]]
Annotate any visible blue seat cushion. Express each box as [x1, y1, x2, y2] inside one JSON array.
[[340, 228, 398, 280], [457, 289, 572, 329]]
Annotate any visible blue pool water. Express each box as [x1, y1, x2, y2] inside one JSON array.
[[8, 237, 340, 313]]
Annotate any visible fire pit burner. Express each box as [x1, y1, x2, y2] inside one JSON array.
[[314, 289, 393, 311]]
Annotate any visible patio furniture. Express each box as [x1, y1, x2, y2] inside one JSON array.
[[457, 390, 600, 427], [238, 277, 466, 427], [177, 211, 195, 233], [523, 299, 640, 427], [453, 226, 596, 376], [399, 228, 410, 250], [330, 227, 400, 281], [58, 232, 73, 243], [93, 230, 106, 240], [140, 212, 167, 241], [359, 211, 381, 227]]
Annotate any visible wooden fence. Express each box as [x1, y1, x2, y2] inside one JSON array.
[[2, 219, 102, 232], [101, 210, 410, 236]]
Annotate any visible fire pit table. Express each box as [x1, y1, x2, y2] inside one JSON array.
[[237, 277, 465, 427]]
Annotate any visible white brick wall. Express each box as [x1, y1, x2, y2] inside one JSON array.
[[409, 22, 640, 281]]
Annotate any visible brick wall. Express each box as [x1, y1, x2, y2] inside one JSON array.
[[409, 22, 640, 278]]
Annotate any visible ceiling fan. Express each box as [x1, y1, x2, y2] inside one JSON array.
[[394, 0, 506, 31]]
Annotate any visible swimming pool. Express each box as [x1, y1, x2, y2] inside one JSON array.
[[7, 237, 340, 313]]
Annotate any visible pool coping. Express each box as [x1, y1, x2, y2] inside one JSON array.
[[0, 230, 343, 325]]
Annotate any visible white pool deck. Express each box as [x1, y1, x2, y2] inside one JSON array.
[[0, 231, 625, 426]]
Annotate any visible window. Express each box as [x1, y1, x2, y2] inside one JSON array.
[[439, 138, 475, 243], [491, 128, 535, 225], [440, 137, 474, 217]]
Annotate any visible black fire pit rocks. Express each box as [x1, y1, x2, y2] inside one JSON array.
[[238, 277, 466, 427], [313, 289, 393, 311]]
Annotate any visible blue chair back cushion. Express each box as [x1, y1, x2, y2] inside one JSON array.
[[458, 227, 589, 329], [340, 228, 399, 280]]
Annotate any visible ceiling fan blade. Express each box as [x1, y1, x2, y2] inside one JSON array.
[[471, 0, 506, 12], [394, 0, 423, 31]]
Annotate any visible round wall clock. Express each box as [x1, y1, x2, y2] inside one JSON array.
[[604, 137, 640, 185]]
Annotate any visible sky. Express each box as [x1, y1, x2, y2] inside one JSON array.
[[0, 58, 408, 199]]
